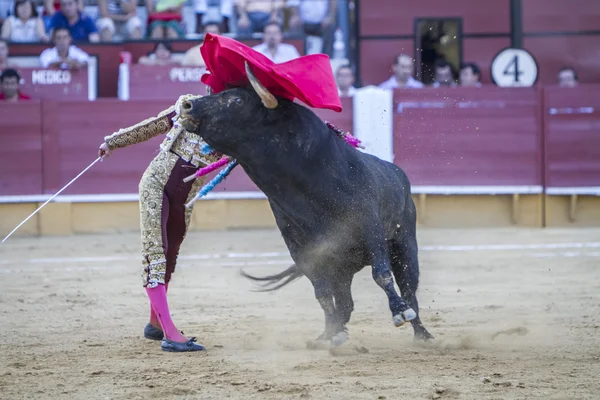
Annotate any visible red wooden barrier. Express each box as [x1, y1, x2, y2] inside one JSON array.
[[543, 84, 600, 190], [25, 98, 351, 197], [392, 87, 543, 188], [0, 101, 44, 196], [13, 68, 90, 101], [2, 87, 599, 198]]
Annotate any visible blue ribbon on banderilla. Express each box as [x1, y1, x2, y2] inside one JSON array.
[[184, 143, 239, 209]]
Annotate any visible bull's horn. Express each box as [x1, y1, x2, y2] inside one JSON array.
[[244, 61, 278, 109]]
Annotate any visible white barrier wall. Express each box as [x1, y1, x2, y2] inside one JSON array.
[[352, 85, 394, 163]]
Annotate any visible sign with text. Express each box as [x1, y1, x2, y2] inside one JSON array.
[[124, 64, 210, 101], [15, 68, 90, 100]]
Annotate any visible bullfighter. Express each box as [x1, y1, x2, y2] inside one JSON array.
[[97, 33, 347, 353], [98, 93, 219, 352]]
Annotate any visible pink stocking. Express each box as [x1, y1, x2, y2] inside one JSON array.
[[146, 284, 187, 342], [149, 283, 168, 327]]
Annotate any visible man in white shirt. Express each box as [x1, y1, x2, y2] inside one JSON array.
[[378, 54, 424, 89], [286, 0, 336, 57], [430, 59, 457, 87], [40, 27, 90, 70], [251, 21, 300, 63], [336, 64, 356, 97]]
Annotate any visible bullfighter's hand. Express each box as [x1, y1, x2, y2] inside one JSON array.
[[98, 142, 112, 159]]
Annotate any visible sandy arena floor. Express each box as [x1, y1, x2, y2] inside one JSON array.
[[1, 227, 599, 400]]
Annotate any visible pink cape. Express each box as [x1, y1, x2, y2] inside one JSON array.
[[199, 33, 342, 112]]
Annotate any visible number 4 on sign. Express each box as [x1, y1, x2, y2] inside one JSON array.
[[491, 48, 538, 87], [503, 55, 524, 83]]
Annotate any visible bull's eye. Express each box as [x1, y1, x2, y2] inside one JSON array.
[[227, 97, 243, 107]]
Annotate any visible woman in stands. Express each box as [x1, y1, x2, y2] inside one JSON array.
[[97, 94, 217, 352], [1, 0, 49, 42], [138, 40, 178, 65]]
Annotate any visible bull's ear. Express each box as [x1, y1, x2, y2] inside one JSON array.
[[244, 61, 278, 109]]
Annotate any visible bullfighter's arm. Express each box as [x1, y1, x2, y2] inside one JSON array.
[[103, 105, 177, 151]]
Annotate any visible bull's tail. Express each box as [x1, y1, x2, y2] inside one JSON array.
[[240, 264, 304, 292]]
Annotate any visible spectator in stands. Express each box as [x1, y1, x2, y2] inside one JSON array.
[[336, 64, 356, 97], [251, 21, 299, 63], [378, 54, 424, 89], [181, 22, 220, 67], [145, 0, 186, 39], [194, 0, 232, 34], [138, 40, 178, 65], [431, 59, 456, 87], [286, 0, 337, 57], [0, 39, 11, 69], [0, 68, 31, 101], [558, 67, 578, 88], [96, 0, 143, 42], [459, 62, 481, 87], [1, 0, 50, 43], [235, 0, 284, 35], [49, 0, 100, 42], [42, 0, 84, 31], [40, 27, 90, 69]]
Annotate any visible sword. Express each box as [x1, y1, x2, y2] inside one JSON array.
[[2, 157, 102, 243]]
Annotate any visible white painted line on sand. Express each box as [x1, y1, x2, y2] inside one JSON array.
[[0, 259, 293, 274], [1, 242, 600, 267]]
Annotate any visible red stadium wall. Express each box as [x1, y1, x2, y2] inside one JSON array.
[[357, 0, 600, 86]]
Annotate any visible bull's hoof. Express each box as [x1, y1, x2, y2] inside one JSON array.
[[144, 323, 164, 341], [415, 329, 435, 342], [306, 338, 332, 350], [393, 308, 417, 327], [331, 331, 349, 347]]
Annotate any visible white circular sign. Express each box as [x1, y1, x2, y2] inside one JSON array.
[[491, 48, 538, 87]]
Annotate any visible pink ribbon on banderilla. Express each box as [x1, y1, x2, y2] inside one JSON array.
[[325, 121, 364, 149], [183, 155, 231, 183]]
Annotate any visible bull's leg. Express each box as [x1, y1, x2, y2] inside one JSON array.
[[306, 276, 340, 349], [330, 274, 355, 347], [370, 239, 416, 328], [390, 236, 434, 341]]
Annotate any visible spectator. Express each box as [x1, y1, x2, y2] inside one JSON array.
[[378, 54, 424, 89], [194, 0, 232, 34], [251, 21, 299, 63], [287, 0, 337, 57], [459, 62, 481, 87], [1, 0, 49, 43], [235, 0, 284, 35], [96, 0, 143, 42], [558, 67, 578, 88], [0, 68, 31, 101], [43, 0, 83, 18], [42, 0, 84, 31], [336, 64, 356, 97], [181, 23, 220, 67], [138, 40, 178, 65], [49, 0, 100, 42], [0, 39, 11, 69], [40, 27, 90, 69], [431, 59, 456, 87], [145, 0, 186, 39]]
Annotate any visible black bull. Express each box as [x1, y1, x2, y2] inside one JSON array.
[[180, 63, 433, 347]]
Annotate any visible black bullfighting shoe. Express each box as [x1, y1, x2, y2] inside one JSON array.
[[144, 323, 164, 341], [161, 337, 206, 352]]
